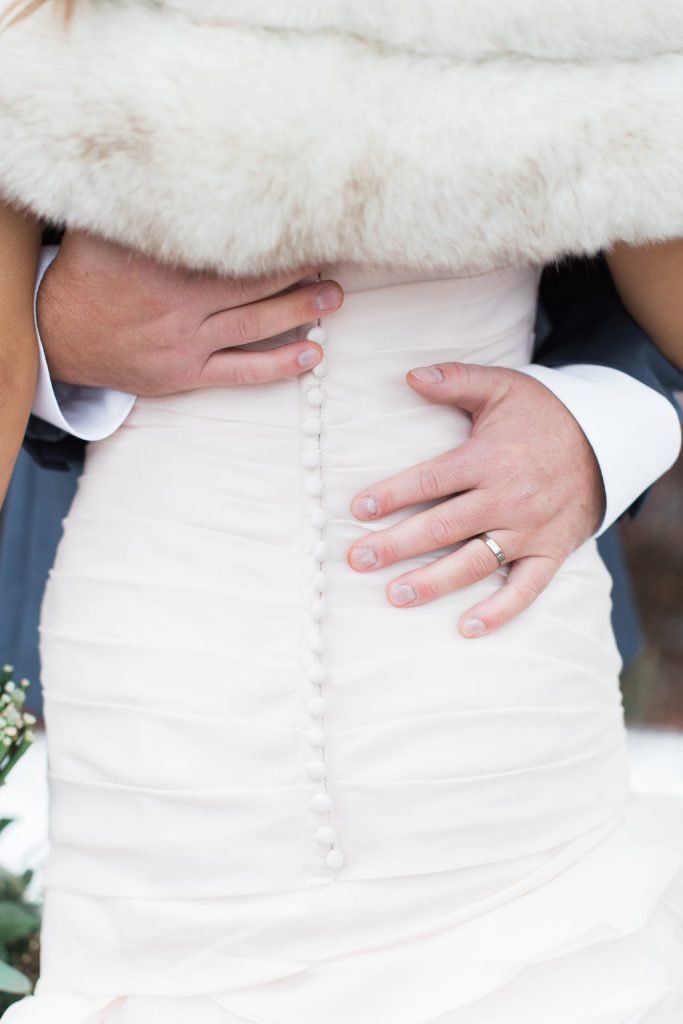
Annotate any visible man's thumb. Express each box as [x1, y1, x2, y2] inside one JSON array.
[[406, 361, 513, 414]]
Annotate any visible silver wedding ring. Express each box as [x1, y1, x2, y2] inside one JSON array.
[[478, 532, 507, 567]]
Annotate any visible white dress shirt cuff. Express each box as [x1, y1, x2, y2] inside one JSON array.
[[31, 246, 136, 442], [519, 363, 682, 536]]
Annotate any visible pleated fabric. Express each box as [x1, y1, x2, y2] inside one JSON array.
[[6, 264, 683, 1023]]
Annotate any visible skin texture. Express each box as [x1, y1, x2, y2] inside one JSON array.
[[37, 232, 343, 394], [39, 231, 607, 636], [347, 361, 605, 637], [607, 239, 683, 371], [0, 203, 40, 508]]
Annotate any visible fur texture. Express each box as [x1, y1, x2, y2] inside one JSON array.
[[1, 0, 683, 275]]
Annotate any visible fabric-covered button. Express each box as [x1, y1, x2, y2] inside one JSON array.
[[305, 726, 325, 748], [311, 792, 332, 813], [309, 599, 326, 622], [306, 664, 327, 684], [299, 328, 342, 875], [306, 326, 327, 345], [326, 848, 345, 870], [304, 476, 323, 498], [315, 825, 336, 847], [306, 387, 324, 407], [309, 508, 327, 529], [306, 759, 327, 781], [303, 416, 322, 436], [309, 635, 324, 655]]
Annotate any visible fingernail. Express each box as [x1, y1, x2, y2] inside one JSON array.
[[390, 583, 417, 606], [297, 348, 320, 369], [350, 547, 379, 570], [354, 496, 378, 518], [410, 365, 444, 382], [315, 282, 343, 311], [462, 618, 486, 637]]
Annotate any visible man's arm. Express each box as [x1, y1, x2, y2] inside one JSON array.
[[24, 231, 344, 470], [536, 255, 683, 405], [346, 255, 683, 637], [27, 236, 682, 638], [25, 245, 134, 470], [524, 255, 683, 530]]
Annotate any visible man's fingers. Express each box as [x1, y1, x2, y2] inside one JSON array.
[[347, 493, 495, 572], [350, 447, 480, 520], [458, 555, 558, 638], [382, 530, 521, 608], [199, 279, 344, 352], [406, 361, 516, 415], [199, 341, 324, 388], [191, 264, 324, 313]]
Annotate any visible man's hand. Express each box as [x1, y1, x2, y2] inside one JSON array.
[[347, 362, 606, 637], [37, 231, 344, 395]]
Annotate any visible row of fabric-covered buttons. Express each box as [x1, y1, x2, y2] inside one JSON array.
[[301, 320, 344, 874]]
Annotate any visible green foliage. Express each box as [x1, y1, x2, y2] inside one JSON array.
[[0, 665, 36, 786], [0, 961, 31, 996], [0, 822, 41, 1013], [0, 901, 40, 945], [0, 669, 41, 1012]]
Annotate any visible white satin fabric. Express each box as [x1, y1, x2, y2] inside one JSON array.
[[7, 264, 683, 1023]]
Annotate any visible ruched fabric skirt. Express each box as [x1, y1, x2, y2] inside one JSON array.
[[6, 265, 683, 1023]]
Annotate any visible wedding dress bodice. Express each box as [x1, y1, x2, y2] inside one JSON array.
[[6, 264, 682, 1024]]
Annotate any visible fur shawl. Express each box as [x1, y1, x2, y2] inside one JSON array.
[[1, 0, 683, 275]]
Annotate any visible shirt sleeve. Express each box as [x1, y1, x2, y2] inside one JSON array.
[[31, 245, 136, 441], [518, 363, 682, 536]]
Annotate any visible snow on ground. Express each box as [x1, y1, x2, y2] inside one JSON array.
[[1, 726, 683, 901]]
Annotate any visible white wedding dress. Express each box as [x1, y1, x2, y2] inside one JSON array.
[[6, 264, 683, 1023]]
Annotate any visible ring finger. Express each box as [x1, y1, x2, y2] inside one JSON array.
[[384, 529, 519, 608], [347, 492, 492, 572]]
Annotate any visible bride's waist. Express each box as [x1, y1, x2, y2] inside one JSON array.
[[128, 262, 539, 425]]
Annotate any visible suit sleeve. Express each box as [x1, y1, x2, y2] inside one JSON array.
[[535, 256, 683, 407], [24, 244, 135, 471], [518, 255, 682, 533]]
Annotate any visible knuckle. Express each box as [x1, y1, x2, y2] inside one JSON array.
[[482, 607, 506, 631], [515, 579, 542, 607], [232, 309, 257, 344], [378, 537, 401, 565], [513, 477, 540, 504], [540, 543, 567, 565], [426, 507, 455, 548], [457, 362, 474, 392], [375, 487, 397, 514], [415, 575, 442, 602], [230, 360, 262, 386], [470, 548, 497, 578], [418, 465, 441, 500], [384, 527, 414, 565]]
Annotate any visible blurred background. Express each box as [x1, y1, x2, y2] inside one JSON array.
[[621, 446, 683, 727]]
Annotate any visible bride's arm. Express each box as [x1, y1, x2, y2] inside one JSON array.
[[0, 203, 41, 506], [606, 240, 683, 371]]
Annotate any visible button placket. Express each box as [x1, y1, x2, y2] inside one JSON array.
[[301, 312, 344, 876]]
